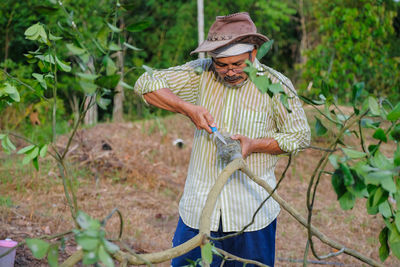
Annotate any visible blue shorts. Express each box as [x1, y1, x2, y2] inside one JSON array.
[[172, 217, 276, 267]]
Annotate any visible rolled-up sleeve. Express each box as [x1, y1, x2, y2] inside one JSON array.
[[133, 59, 210, 105], [270, 76, 311, 153]]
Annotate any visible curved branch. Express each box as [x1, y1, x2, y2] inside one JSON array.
[[61, 157, 383, 267], [241, 165, 385, 267], [214, 247, 269, 267]]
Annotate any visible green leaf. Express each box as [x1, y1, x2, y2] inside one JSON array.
[[332, 169, 347, 199], [381, 176, 397, 194], [373, 187, 388, 207], [394, 144, 400, 167], [370, 151, 393, 170], [379, 227, 390, 262], [194, 66, 203, 75], [299, 95, 325, 106], [360, 118, 380, 129], [328, 154, 339, 169], [123, 42, 142, 51], [338, 191, 356, 210], [389, 227, 400, 260], [32, 157, 39, 171], [119, 81, 134, 90], [126, 20, 151, 32], [104, 56, 118, 75], [379, 201, 392, 218], [339, 163, 354, 186], [66, 43, 86, 55], [76, 211, 92, 229], [26, 238, 50, 259], [0, 134, 5, 139], [76, 235, 99, 251], [256, 39, 274, 60], [252, 76, 270, 94], [142, 65, 153, 77], [40, 145, 48, 158], [49, 32, 62, 41], [243, 62, 257, 80], [352, 82, 364, 106], [79, 81, 98, 95], [108, 43, 121, 51], [24, 24, 40, 38], [320, 80, 330, 98], [82, 251, 98, 265], [201, 242, 213, 264], [102, 239, 119, 254], [47, 244, 59, 267], [387, 103, 400, 121], [22, 146, 39, 165], [280, 94, 292, 113], [5, 136, 16, 151], [396, 212, 400, 233], [1, 83, 20, 102], [96, 96, 111, 110], [55, 56, 71, 72], [106, 22, 122, 33], [268, 83, 284, 96], [368, 96, 380, 116], [315, 117, 327, 136], [76, 73, 99, 81], [95, 74, 120, 89], [342, 148, 367, 159], [373, 128, 387, 143], [32, 73, 47, 90], [98, 245, 114, 267], [390, 124, 400, 141]]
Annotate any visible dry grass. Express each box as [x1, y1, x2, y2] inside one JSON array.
[[0, 112, 398, 266]]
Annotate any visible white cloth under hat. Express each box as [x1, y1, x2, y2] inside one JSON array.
[[208, 43, 255, 58]]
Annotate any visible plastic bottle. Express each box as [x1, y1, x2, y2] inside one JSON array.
[[0, 238, 18, 267], [212, 131, 242, 163]]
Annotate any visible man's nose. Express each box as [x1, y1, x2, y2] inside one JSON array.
[[226, 69, 236, 76]]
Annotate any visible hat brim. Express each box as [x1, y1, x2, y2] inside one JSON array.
[[190, 33, 269, 55]]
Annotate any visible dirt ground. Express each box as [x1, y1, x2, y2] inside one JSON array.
[[0, 114, 398, 266]]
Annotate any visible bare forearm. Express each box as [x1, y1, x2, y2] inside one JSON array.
[[143, 88, 215, 133], [232, 134, 285, 157], [143, 88, 189, 115], [251, 138, 285, 155]]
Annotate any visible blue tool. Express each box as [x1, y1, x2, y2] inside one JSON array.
[[210, 126, 227, 145]]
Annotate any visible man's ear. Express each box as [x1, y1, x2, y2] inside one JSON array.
[[251, 48, 258, 62]]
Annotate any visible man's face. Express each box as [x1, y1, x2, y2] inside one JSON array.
[[212, 49, 257, 86]]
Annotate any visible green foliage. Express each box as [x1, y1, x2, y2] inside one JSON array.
[[323, 87, 400, 260], [302, 0, 400, 100], [26, 238, 59, 266], [73, 211, 119, 267]]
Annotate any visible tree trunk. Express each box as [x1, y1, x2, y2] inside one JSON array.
[[84, 57, 97, 125], [298, 0, 308, 65], [4, 8, 15, 72], [84, 96, 97, 125], [197, 0, 205, 59], [112, 20, 125, 122]]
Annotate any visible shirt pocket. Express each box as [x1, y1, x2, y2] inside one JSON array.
[[234, 108, 268, 138]]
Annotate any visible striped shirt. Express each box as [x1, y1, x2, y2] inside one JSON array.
[[134, 58, 310, 232]]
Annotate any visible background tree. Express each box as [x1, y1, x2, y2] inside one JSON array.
[[300, 0, 400, 101]]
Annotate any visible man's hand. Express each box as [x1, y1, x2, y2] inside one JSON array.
[[181, 102, 215, 134], [144, 88, 215, 134], [231, 134, 285, 158]]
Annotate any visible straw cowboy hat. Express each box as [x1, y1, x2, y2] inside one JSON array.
[[191, 12, 269, 55]]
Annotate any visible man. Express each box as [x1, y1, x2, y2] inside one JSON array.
[[134, 12, 310, 266]]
